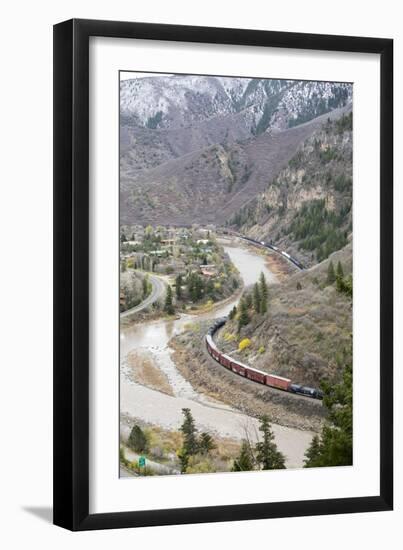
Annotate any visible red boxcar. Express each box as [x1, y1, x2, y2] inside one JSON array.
[[220, 354, 232, 369], [246, 367, 266, 384], [266, 374, 291, 391], [231, 361, 246, 376]]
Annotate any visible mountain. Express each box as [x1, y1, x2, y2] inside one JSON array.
[[120, 74, 352, 225], [229, 111, 353, 265], [120, 75, 351, 133]]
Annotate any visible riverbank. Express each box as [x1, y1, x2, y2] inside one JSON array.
[[120, 240, 318, 470], [120, 385, 315, 469], [170, 322, 326, 433]]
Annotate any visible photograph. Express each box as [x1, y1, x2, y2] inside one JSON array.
[[119, 71, 353, 478]]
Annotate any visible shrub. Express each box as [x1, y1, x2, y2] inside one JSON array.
[[128, 424, 149, 453], [239, 338, 251, 351]]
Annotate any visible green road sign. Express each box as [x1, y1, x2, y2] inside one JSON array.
[[138, 456, 146, 468]]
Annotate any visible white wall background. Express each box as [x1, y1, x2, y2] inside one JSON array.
[[0, 0, 400, 547]]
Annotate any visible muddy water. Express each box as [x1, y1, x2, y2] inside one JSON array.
[[222, 242, 277, 287], [120, 240, 313, 467], [120, 241, 275, 399]]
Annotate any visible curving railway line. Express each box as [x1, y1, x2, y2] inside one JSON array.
[[206, 233, 323, 400], [220, 230, 305, 271]]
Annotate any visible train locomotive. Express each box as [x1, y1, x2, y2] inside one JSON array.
[[205, 317, 323, 400]]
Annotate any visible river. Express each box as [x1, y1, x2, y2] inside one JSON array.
[[120, 238, 314, 468]]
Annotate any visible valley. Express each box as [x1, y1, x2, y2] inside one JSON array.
[[119, 72, 353, 475]]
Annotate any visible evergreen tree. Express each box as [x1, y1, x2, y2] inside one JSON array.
[[253, 283, 261, 313], [179, 408, 199, 473], [164, 285, 175, 315], [336, 261, 344, 279], [142, 275, 149, 298], [336, 274, 353, 298], [326, 260, 336, 285], [188, 273, 204, 302], [255, 415, 286, 470], [238, 298, 250, 332], [229, 305, 237, 320], [304, 363, 352, 468], [303, 435, 321, 467], [259, 272, 268, 314], [206, 279, 215, 299], [296, 281, 302, 290], [128, 424, 148, 453], [199, 432, 216, 455], [194, 275, 204, 301], [232, 440, 255, 472], [175, 274, 183, 300]]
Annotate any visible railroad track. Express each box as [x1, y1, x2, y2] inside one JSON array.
[[206, 234, 323, 400]]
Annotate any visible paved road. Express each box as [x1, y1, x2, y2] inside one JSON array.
[[120, 273, 166, 318]]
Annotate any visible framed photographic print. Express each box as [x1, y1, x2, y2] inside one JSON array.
[[53, 19, 393, 530]]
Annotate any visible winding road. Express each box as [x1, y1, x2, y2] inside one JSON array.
[[120, 273, 166, 318]]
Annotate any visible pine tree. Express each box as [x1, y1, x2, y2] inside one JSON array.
[[259, 272, 268, 314], [128, 425, 148, 453], [296, 281, 302, 290], [175, 274, 183, 300], [199, 432, 216, 455], [255, 415, 286, 470], [253, 283, 261, 313], [206, 279, 215, 298], [336, 261, 344, 279], [179, 408, 199, 473], [326, 260, 336, 284], [238, 298, 250, 332], [142, 275, 149, 298], [303, 435, 321, 467], [229, 305, 237, 320], [304, 363, 352, 468], [188, 273, 204, 302], [336, 275, 353, 298], [232, 440, 255, 472], [164, 285, 175, 315]]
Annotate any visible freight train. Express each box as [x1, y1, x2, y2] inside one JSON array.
[[239, 235, 305, 270], [205, 317, 323, 400]]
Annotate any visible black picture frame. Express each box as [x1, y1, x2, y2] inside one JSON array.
[[53, 18, 393, 531]]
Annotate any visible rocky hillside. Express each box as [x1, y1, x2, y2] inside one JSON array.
[[215, 243, 353, 389], [120, 74, 352, 225], [229, 111, 353, 265]]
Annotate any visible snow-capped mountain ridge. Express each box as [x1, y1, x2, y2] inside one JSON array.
[[120, 74, 351, 133]]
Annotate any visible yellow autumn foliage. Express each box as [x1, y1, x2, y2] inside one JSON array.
[[238, 338, 251, 351]]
